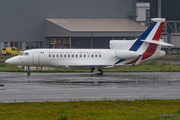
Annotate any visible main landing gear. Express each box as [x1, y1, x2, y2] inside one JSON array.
[[91, 67, 103, 75], [97, 69, 103, 75], [27, 66, 30, 76]]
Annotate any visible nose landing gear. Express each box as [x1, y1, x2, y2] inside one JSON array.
[[27, 66, 30, 76]]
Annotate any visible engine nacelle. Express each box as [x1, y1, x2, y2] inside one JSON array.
[[110, 40, 135, 50], [115, 50, 140, 59]]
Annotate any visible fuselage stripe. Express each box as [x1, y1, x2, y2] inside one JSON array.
[[126, 56, 141, 64], [115, 59, 125, 65]]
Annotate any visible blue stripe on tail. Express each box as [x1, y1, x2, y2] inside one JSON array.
[[129, 22, 157, 52], [114, 22, 157, 65]]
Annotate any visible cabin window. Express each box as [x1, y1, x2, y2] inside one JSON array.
[[49, 54, 51, 57], [56, 54, 59, 57], [64, 54, 66, 57], [60, 54, 63, 57], [53, 54, 55, 57], [80, 55, 82, 57], [99, 55, 101, 57], [91, 55, 93, 57], [84, 55, 86, 57], [68, 54, 70, 57], [95, 55, 97, 57], [76, 54, 78, 57], [72, 54, 74, 57]]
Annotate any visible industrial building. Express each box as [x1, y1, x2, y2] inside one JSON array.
[[0, 0, 146, 51]]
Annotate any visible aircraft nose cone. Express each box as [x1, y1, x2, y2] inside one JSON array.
[[5, 57, 18, 65], [5, 56, 22, 65], [5, 59, 13, 64]]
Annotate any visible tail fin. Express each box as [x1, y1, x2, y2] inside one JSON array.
[[114, 18, 173, 65], [129, 18, 173, 61], [129, 18, 165, 52], [150, 18, 165, 41]]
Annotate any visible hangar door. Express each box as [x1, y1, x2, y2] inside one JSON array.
[[32, 52, 39, 65]]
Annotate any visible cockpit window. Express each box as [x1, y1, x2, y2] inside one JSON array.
[[19, 52, 29, 56], [19, 52, 24, 56], [24, 52, 29, 56]]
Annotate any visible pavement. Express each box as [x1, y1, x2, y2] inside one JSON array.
[[0, 72, 180, 103]]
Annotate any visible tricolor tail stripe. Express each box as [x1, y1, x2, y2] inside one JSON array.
[[129, 22, 157, 52], [152, 22, 164, 40], [114, 59, 125, 65], [114, 19, 165, 65], [141, 22, 165, 60]]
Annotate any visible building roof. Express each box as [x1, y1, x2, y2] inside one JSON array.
[[45, 18, 147, 32]]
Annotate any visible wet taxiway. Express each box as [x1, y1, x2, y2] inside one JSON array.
[[0, 72, 180, 103]]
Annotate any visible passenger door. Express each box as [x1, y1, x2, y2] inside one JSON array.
[[32, 52, 39, 66]]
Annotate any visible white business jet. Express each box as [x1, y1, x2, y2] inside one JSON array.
[[5, 18, 173, 75]]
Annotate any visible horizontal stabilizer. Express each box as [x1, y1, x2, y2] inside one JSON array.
[[141, 39, 174, 46]]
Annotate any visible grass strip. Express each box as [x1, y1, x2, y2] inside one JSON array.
[[0, 99, 180, 120]]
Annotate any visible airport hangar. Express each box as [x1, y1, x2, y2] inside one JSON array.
[[0, 0, 147, 51]]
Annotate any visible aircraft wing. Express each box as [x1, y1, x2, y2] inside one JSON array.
[[67, 63, 132, 69]]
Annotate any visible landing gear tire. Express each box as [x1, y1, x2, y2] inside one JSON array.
[[97, 69, 103, 75], [27, 72, 30, 76]]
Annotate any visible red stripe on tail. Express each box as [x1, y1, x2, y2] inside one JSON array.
[[152, 22, 164, 41], [142, 22, 164, 60], [142, 44, 158, 60]]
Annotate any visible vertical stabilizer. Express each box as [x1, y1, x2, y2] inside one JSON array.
[[148, 18, 165, 41], [129, 18, 165, 52], [114, 18, 173, 65]]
